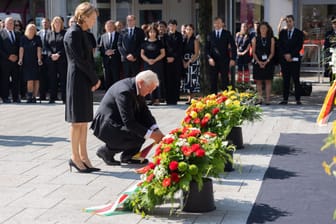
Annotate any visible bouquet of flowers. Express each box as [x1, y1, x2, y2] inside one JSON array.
[[182, 89, 262, 138], [125, 127, 232, 215]]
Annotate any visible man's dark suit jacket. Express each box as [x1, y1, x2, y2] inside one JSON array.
[[205, 30, 237, 62], [99, 31, 121, 64], [37, 29, 51, 55], [91, 77, 156, 149], [117, 27, 145, 62], [278, 28, 303, 61], [0, 29, 20, 63]]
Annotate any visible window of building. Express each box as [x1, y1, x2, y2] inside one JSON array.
[[301, 4, 336, 42], [235, 0, 264, 34], [139, 10, 161, 25], [116, 0, 132, 23], [139, 0, 162, 4]]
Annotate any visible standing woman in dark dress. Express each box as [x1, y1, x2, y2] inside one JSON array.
[[64, 2, 101, 173], [182, 24, 200, 104], [45, 16, 67, 103], [18, 24, 43, 103], [165, 19, 183, 105], [140, 24, 165, 105], [252, 21, 275, 105], [235, 22, 251, 83]]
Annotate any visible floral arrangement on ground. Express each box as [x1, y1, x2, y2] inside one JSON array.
[[182, 89, 262, 139], [124, 127, 233, 215]]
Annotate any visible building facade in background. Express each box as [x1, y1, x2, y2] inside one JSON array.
[[1, 0, 335, 43]]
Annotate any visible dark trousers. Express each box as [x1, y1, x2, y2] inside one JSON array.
[[103, 130, 145, 161], [122, 60, 140, 78], [1, 61, 20, 100], [39, 55, 49, 99], [48, 60, 67, 101], [209, 61, 229, 94], [103, 57, 120, 90], [165, 60, 181, 104], [281, 61, 301, 101]]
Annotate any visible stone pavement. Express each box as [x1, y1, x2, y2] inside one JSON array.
[[0, 78, 333, 224]]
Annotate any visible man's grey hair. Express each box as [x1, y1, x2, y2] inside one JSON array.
[[136, 70, 159, 87]]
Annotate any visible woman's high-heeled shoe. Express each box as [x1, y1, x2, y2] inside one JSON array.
[[83, 162, 101, 172], [68, 159, 92, 173]]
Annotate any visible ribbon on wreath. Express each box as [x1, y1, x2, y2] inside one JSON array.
[[83, 182, 141, 216], [132, 142, 155, 159], [317, 81, 336, 125]]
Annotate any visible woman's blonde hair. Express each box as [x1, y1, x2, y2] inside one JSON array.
[[24, 24, 37, 37], [51, 16, 64, 32], [74, 2, 99, 25]]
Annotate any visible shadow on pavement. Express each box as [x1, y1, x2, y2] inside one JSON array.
[[0, 135, 68, 147]]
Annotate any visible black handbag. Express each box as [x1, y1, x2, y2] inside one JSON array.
[[300, 81, 312, 96]]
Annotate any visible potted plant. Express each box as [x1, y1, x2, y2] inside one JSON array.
[[182, 89, 262, 148], [125, 127, 232, 215]]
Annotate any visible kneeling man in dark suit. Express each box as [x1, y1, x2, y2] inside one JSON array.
[[91, 70, 165, 165]]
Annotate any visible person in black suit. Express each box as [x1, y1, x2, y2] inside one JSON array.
[[91, 70, 164, 165], [117, 15, 145, 77], [64, 2, 101, 173], [37, 18, 50, 101], [278, 15, 303, 105], [165, 19, 183, 105], [0, 17, 21, 103], [45, 16, 67, 103], [205, 17, 236, 94], [98, 20, 121, 90]]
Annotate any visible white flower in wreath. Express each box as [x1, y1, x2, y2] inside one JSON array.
[[153, 164, 167, 179]]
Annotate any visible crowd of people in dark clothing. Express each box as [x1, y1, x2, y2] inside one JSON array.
[[0, 13, 335, 105]]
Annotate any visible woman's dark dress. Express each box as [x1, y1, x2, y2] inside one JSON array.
[[141, 39, 164, 99], [253, 36, 275, 80], [236, 33, 251, 70], [64, 24, 99, 123], [20, 35, 42, 81]]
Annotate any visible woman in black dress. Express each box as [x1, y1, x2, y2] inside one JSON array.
[[140, 24, 165, 105], [45, 16, 67, 103], [181, 24, 200, 104], [18, 24, 43, 103], [64, 2, 101, 173], [165, 19, 183, 105], [236, 22, 251, 83], [252, 21, 275, 105]]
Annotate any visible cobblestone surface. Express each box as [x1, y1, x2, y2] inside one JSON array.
[[0, 75, 332, 223]]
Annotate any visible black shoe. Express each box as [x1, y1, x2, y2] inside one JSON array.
[[296, 101, 302, 105], [49, 100, 55, 104], [121, 158, 149, 164], [83, 162, 101, 172], [279, 101, 288, 105], [68, 159, 92, 173], [13, 99, 21, 103], [96, 148, 121, 166]]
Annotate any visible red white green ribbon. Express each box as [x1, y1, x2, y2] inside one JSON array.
[[317, 81, 336, 125], [83, 182, 141, 216]]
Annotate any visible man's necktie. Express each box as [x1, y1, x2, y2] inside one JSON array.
[[109, 33, 113, 48], [130, 28, 133, 37], [9, 31, 15, 44], [288, 30, 292, 39]]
